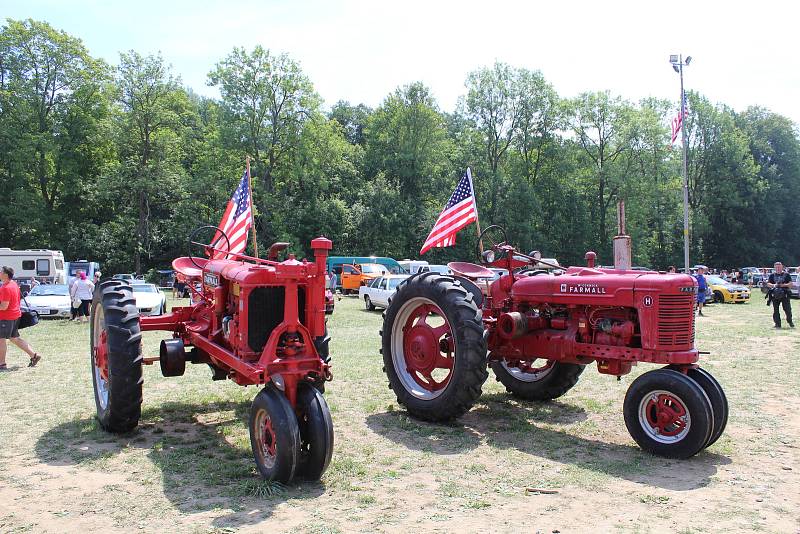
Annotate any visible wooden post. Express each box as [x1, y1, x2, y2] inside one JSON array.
[[247, 156, 259, 259]]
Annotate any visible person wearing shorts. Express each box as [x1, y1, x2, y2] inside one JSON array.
[[694, 265, 708, 317], [70, 271, 95, 323], [0, 266, 41, 370]]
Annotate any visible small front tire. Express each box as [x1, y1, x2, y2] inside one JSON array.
[[624, 369, 713, 459], [249, 385, 300, 483], [295, 383, 334, 480]]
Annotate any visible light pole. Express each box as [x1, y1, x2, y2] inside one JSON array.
[[670, 54, 691, 274]]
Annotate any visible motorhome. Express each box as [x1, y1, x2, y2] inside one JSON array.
[[0, 248, 66, 284]]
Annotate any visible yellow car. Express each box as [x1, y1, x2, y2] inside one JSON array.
[[706, 275, 750, 303]]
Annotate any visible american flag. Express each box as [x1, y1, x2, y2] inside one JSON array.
[[420, 168, 479, 255], [670, 93, 689, 145], [212, 170, 252, 258]]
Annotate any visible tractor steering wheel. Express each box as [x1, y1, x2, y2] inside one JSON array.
[[188, 225, 231, 270], [476, 224, 509, 264]]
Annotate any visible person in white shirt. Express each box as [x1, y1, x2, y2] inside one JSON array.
[[70, 272, 95, 324]]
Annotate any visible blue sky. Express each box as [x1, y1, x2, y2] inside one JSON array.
[[3, 0, 799, 124]]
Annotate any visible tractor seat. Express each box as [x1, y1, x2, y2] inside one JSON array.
[[172, 257, 207, 279], [447, 262, 494, 280]]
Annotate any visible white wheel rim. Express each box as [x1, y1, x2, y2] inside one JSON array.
[[638, 389, 691, 444], [500, 360, 555, 382], [92, 306, 109, 410], [390, 297, 453, 400]]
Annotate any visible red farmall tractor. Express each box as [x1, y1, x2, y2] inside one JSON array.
[[381, 225, 727, 459], [90, 227, 335, 483]]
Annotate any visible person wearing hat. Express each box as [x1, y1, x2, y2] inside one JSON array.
[[767, 261, 793, 328], [0, 266, 41, 370], [694, 265, 708, 316]]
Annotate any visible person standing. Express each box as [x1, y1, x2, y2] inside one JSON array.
[[0, 266, 41, 370], [71, 271, 95, 324], [767, 261, 794, 329], [694, 265, 708, 316]]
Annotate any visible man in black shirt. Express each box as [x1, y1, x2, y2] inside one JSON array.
[[767, 261, 794, 328]]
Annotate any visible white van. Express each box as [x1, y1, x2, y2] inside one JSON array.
[[0, 248, 66, 284], [398, 260, 429, 275], [65, 260, 101, 283]]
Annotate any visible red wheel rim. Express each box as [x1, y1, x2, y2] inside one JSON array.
[[401, 302, 454, 393], [257, 409, 277, 468], [639, 391, 691, 443], [95, 330, 109, 382]]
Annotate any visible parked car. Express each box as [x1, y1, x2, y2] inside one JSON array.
[[325, 274, 335, 314], [21, 284, 71, 318], [130, 283, 167, 316], [359, 275, 411, 310], [706, 275, 750, 304], [339, 263, 388, 294]]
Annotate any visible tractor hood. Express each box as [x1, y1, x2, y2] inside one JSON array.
[[510, 267, 696, 306]]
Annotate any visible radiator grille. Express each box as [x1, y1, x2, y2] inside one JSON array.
[[248, 287, 306, 353], [657, 294, 695, 347]]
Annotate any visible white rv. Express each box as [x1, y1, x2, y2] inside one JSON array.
[[0, 248, 66, 284]]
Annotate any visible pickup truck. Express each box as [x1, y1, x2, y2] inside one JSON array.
[[358, 274, 410, 310]]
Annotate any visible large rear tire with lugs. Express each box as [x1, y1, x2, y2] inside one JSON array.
[[90, 280, 143, 433], [381, 272, 488, 422], [490, 359, 585, 401]]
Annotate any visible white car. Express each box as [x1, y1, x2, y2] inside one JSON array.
[[22, 284, 71, 318], [359, 275, 411, 310], [131, 283, 167, 316]]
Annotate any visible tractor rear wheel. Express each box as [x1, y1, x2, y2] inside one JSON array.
[[623, 369, 713, 459], [249, 385, 300, 483], [90, 280, 143, 433], [490, 359, 585, 401], [295, 383, 334, 480], [381, 272, 487, 422]]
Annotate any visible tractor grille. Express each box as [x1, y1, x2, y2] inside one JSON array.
[[657, 294, 695, 347], [248, 286, 306, 353]]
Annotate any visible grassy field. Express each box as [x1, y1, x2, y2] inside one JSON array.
[[1, 295, 798, 533]]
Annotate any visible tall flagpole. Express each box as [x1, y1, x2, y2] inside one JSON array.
[[467, 167, 484, 254], [246, 156, 259, 259], [679, 57, 690, 275]]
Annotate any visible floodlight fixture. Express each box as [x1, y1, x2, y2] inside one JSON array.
[[685, 56, 692, 65], [669, 54, 679, 63], [672, 64, 680, 73]]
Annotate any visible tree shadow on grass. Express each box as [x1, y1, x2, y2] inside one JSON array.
[[34, 399, 325, 527], [366, 392, 731, 491]]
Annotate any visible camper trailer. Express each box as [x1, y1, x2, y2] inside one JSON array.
[[0, 249, 66, 284]]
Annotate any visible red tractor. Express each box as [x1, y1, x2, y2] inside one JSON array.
[[381, 226, 727, 459], [90, 227, 335, 483]]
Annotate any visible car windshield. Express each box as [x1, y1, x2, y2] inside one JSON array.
[[388, 278, 408, 289], [131, 284, 157, 293], [30, 284, 68, 296], [360, 264, 384, 274], [707, 276, 727, 285]]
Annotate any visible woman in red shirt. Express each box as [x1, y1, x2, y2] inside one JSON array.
[[0, 266, 41, 370]]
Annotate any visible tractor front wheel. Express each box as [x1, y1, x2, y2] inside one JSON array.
[[382, 272, 488, 422], [623, 369, 713, 459], [668, 366, 728, 449], [295, 383, 334, 480], [249, 385, 300, 483], [90, 280, 143, 433], [490, 359, 585, 401]]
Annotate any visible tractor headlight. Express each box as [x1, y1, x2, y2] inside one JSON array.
[[482, 250, 495, 264]]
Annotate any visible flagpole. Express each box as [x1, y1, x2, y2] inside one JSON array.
[[467, 168, 484, 254], [246, 156, 259, 259], [679, 58, 690, 275]]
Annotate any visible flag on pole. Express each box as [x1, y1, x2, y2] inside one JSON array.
[[420, 168, 479, 255], [212, 170, 252, 258], [670, 93, 689, 145]]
